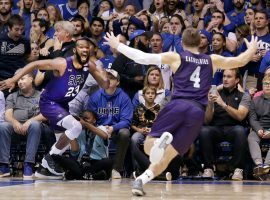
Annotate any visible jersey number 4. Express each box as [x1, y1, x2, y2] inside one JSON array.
[[65, 86, 80, 97], [190, 66, 201, 88]]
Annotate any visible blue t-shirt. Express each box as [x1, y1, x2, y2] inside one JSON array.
[[259, 51, 270, 73], [227, 10, 245, 27], [241, 34, 270, 74], [58, 3, 78, 21]]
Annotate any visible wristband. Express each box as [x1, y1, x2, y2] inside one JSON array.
[[199, 18, 204, 21]]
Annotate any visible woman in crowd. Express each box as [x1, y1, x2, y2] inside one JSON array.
[[132, 66, 171, 108]]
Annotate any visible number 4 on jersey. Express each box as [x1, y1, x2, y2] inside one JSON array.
[[190, 66, 201, 88]]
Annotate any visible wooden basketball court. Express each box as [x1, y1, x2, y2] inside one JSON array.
[[0, 178, 269, 199]]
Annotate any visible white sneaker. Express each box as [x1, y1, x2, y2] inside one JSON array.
[[202, 168, 214, 178], [232, 168, 243, 181], [111, 169, 121, 179], [149, 132, 173, 164]]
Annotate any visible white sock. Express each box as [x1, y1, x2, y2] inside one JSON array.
[[49, 144, 62, 155], [136, 169, 154, 185]]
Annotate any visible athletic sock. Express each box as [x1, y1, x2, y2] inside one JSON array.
[[136, 169, 154, 185], [49, 144, 62, 155]]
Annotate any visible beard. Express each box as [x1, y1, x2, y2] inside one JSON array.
[[0, 9, 10, 16], [75, 51, 89, 65], [138, 40, 150, 53], [234, 2, 244, 9]]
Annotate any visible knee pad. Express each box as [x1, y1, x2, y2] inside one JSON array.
[[65, 120, 82, 140], [57, 115, 82, 140]]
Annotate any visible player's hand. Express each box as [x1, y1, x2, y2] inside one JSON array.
[[0, 78, 16, 92], [244, 35, 259, 55], [104, 32, 120, 49]]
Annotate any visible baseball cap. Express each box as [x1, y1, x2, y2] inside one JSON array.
[[106, 69, 120, 80], [199, 29, 212, 42], [129, 29, 146, 40]]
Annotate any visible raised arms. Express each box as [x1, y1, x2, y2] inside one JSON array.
[[211, 36, 259, 73], [104, 32, 181, 73]]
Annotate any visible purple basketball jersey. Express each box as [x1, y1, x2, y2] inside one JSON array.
[[41, 56, 89, 104], [172, 51, 213, 106]]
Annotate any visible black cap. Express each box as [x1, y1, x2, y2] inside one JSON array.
[[76, 37, 98, 47]]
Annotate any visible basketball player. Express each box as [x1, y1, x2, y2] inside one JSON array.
[[104, 28, 259, 196], [0, 37, 109, 178]]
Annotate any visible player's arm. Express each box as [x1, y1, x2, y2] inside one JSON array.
[[210, 36, 258, 73], [88, 61, 110, 89], [104, 32, 181, 73], [0, 58, 66, 91]]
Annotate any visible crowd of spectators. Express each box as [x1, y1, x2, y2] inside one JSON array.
[[0, 0, 270, 181]]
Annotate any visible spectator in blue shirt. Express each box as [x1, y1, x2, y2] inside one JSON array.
[[88, 69, 133, 179]]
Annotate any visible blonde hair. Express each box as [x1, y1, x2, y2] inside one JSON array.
[[142, 86, 157, 96], [263, 74, 270, 82], [54, 21, 75, 36], [144, 66, 164, 90], [182, 27, 201, 47]]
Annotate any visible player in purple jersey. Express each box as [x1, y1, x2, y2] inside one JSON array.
[[0, 37, 109, 178], [104, 28, 259, 196]]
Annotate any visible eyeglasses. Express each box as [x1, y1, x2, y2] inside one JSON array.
[[263, 82, 270, 86]]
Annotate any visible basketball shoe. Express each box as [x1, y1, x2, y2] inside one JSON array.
[[41, 154, 64, 176]]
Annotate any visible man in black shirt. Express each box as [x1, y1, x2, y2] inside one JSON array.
[[199, 68, 250, 180], [0, 14, 31, 97]]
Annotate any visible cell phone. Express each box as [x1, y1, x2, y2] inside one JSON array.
[[210, 85, 217, 95]]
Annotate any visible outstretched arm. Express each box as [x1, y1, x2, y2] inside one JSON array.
[[0, 58, 66, 91], [89, 62, 109, 89], [211, 36, 259, 73], [104, 32, 181, 73]]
